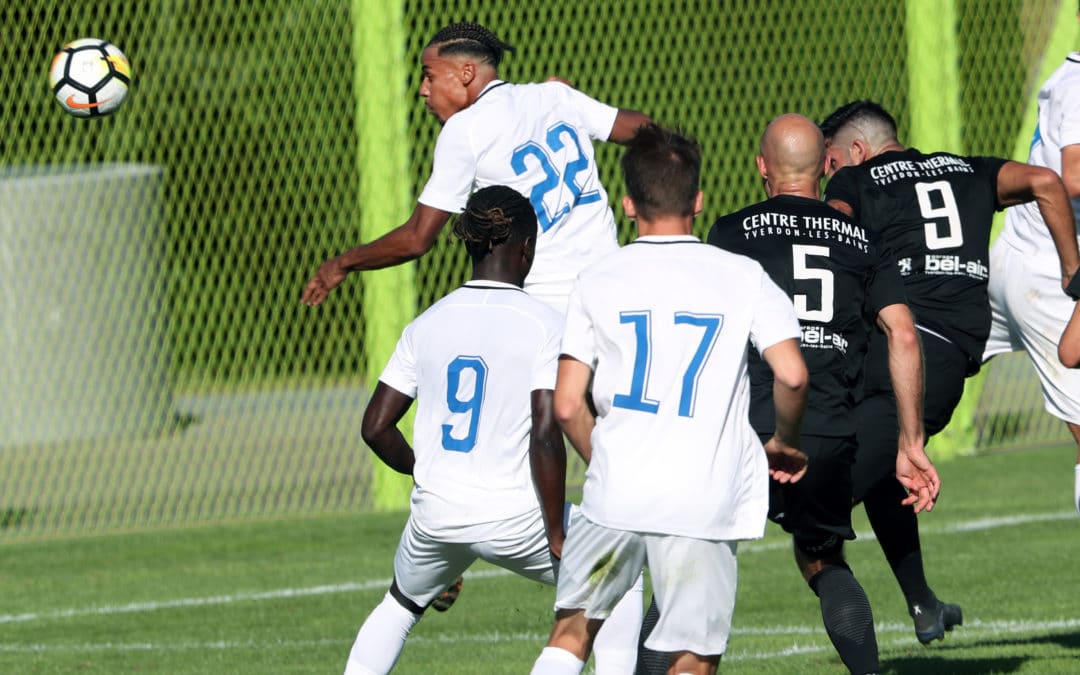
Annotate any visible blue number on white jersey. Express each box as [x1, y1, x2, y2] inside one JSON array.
[[441, 355, 488, 452], [612, 311, 660, 413], [510, 123, 599, 232], [673, 313, 723, 417], [612, 311, 724, 417]]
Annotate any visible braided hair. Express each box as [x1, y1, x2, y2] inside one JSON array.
[[453, 185, 536, 258], [427, 22, 515, 67]]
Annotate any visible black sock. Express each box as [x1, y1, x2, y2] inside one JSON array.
[[635, 594, 671, 675], [809, 565, 879, 675], [863, 477, 936, 610]]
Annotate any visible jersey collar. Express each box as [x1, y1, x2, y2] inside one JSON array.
[[462, 279, 525, 291], [632, 234, 701, 244], [473, 80, 509, 105]]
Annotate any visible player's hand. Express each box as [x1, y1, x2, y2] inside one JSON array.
[[896, 445, 940, 513], [301, 257, 347, 306], [547, 529, 565, 560], [764, 435, 808, 484], [545, 75, 574, 87]]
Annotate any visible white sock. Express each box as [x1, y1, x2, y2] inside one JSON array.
[[343, 592, 421, 675], [530, 646, 585, 675], [592, 572, 645, 675], [1074, 464, 1080, 516]]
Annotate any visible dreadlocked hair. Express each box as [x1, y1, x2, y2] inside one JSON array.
[[427, 22, 515, 67], [453, 185, 536, 257]]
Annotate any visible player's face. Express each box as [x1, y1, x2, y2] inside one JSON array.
[[824, 141, 855, 178], [419, 47, 470, 124]]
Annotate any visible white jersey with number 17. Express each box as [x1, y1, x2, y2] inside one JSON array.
[[562, 236, 801, 541], [418, 80, 620, 305], [378, 281, 564, 537]]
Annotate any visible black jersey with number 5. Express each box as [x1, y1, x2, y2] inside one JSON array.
[[824, 149, 1006, 367], [708, 194, 907, 437]]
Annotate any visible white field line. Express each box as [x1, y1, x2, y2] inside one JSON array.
[[3, 618, 1080, 657], [0, 509, 1073, 627]]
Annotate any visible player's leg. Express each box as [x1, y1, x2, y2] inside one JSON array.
[[798, 548, 878, 675], [786, 435, 878, 674], [855, 352, 967, 643], [530, 516, 647, 674], [642, 534, 734, 674], [344, 516, 474, 675], [1070, 423, 1080, 514], [562, 504, 643, 675], [986, 242, 1080, 514]]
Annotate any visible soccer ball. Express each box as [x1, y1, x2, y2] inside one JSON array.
[[49, 38, 131, 117]]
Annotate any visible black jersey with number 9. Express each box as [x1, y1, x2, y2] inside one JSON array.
[[824, 149, 1006, 367]]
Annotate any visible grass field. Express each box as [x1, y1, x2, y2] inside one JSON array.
[[2, 443, 1078, 674]]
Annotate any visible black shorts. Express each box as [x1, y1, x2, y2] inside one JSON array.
[[765, 434, 857, 556], [852, 331, 970, 502]]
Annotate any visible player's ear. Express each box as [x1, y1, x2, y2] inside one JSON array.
[[851, 138, 869, 165], [459, 60, 476, 86], [621, 194, 638, 220], [692, 191, 704, 217], [756, 155, 768, 181]]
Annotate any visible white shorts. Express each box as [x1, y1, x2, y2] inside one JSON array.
[[554, 515, 738, 656], [984, 239, 1080, 424], [393, 508, 556, 608]]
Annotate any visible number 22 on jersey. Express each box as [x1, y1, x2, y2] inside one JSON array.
[[613, 310, 724, 418], [510, 122, 601, 232]]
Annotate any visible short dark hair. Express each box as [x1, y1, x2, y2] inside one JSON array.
[[819, 100, 898, 141], [453, 185, 536, 258], [620, 124, 701, 222], [428, 22, 515, 67]]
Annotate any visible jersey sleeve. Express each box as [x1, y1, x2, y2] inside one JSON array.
[[968, 155, 1009, 210], [559, 280, 596, 368], [749, 268, 801, 354], [378, 322, 419, 398], [531, 315, 564, 392], [417, 117, 478, 214], [823, 167, 862, 212], [557, 83, 619, 141], [865, 245, 909, 317], [1057, 76, 1080, 147]]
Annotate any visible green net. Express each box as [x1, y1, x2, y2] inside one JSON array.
[[0, 0, 1073, 538]]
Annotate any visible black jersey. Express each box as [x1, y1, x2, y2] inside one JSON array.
[[824, 148, 1007, 367], [708, 194, 907, 437]]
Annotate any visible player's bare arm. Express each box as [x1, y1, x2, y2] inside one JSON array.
[[553, 355, 595, 465], [607, 109, 653, 144], [301, 204, 452, 306], [360, 382, 417, 475], [1060, 303, 1080, 367], [825, 198, 854, 218], [760, 337, 809, 483], [876, 302, 939, 511], [529, 389, 568, 558], [995, 160, 1080, 286]]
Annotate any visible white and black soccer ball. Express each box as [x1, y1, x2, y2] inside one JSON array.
[[49, 38, 132, 118]]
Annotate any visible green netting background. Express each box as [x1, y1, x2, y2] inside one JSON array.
[[0, 0, 1072, 538]]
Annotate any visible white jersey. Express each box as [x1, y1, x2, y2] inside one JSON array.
[[378, 281, 563, 535], [562, 235, 801, 540], [998, 53, 1080, 259], [418, 80, 620, 301]]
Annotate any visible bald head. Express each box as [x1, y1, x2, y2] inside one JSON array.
[[757, 113, 826, 197]]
